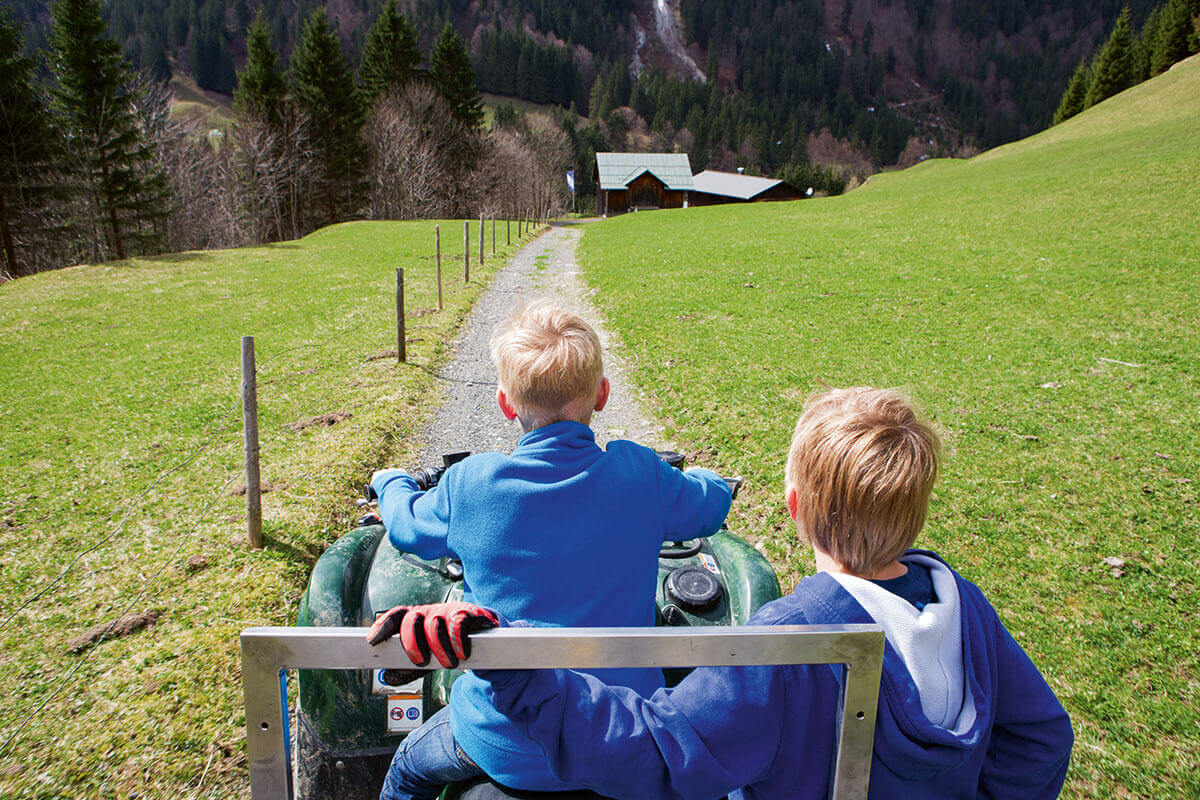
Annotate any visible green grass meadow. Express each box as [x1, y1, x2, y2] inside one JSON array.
[[0, 219, 537, 797], [577, 58, 1199, 797]]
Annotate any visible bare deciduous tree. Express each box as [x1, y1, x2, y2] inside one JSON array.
[[366, 86, 451, 219], [482, 114, 572, 222], [231, 107, 315, 243], [365, 83, 485, 220], [136, 79, 242, 252]]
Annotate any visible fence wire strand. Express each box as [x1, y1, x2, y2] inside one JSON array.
[[0, 252, 510, 762]]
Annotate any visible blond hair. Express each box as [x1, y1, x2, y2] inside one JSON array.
[[785, 387, 941, 576], [490, 300, 604, 429]]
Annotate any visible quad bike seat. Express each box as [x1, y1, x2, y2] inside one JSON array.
[[452, 778, 612, 799]]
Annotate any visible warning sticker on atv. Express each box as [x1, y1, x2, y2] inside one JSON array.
[[699, 553, 721, 574], [386, 693, 423, 733]]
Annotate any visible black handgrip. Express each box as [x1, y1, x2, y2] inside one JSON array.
[[724, 477, 742, 500], [412, 467, 444, 491], [656, 450, 686, 469]]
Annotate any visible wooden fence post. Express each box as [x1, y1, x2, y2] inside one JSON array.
[[506, 218, 510, 245], [396, 268, 406, 363], [463, 220, 469, 282], [241, 336, 262, 549], [435, 224, 442, 311], [479, 213, 484, 265], [491, 217, 495, 255]]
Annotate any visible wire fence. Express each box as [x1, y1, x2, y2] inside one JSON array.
[[0, 221, 547, 766]]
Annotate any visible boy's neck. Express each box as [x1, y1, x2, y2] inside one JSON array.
[[813, 548, 907, 581], [518, 414, 592, 434]]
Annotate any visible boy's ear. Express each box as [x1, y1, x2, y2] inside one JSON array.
[[593, 377, 610, 412], [785, 486, 799, 521], [496, 388, 519, 421]]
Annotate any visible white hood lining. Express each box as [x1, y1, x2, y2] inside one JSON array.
[[830, 555, 977, 733]]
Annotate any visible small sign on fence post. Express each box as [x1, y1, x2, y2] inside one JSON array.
[[396, 268, 406, 363], [463, 220, 469, 282], [241, 335, 263, 549], [435, 225, 442, 311]]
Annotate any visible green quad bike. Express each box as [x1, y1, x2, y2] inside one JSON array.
[[294, 449, 781, 800]]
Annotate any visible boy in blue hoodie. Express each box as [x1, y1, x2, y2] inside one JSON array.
[[402, 386, 1074, 799], [365, 300, 732, 800]]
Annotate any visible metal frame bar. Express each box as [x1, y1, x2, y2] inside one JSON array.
[[241, 624, 884, 799]]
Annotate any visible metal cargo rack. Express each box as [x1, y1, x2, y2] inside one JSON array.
[[241, 624, 885, 800]]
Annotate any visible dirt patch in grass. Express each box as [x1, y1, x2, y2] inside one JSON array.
[[66, 610, 160, 654], [287, 411, 353, 431]]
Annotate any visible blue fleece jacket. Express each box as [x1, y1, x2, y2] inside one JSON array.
[[370, 421, 732, 791], [481, 550, 1073, 799]]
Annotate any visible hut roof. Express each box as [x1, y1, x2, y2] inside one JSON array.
[[691, 170, 789, 200], [596, 152, 695, 191]]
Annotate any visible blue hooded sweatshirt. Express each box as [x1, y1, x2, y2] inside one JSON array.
[[370, 421, 732, 791], [481, 550, 1073, 799]]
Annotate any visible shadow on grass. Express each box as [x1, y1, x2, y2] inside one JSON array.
[[139, 250, 223, 265], [141, 240, 305, 265], [260, 531, 325, 568]]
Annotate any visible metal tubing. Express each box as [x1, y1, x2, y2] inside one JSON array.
[[241, 624, 883, 799]]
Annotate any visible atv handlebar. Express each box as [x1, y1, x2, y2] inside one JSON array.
[[365, 451, 741, 503]]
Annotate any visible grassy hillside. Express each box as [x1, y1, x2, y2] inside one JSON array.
[[0, 219, 536, 797], [578, 56, 1199, 796], [170, 74, 235, 131]]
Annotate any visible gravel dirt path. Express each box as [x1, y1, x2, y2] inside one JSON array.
[[413, 221, 665, 468]]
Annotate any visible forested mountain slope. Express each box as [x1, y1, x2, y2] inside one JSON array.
[[0, 0, 1164, 174]]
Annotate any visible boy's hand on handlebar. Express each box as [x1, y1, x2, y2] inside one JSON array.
[[366, 602, 500, 668]]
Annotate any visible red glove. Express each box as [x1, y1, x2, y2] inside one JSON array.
[[366, 602, 499, 668]]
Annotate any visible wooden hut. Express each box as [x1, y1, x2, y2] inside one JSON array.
[[594, 153, 694, 216], [689, 170, 806, 206]]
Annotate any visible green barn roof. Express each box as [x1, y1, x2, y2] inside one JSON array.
[[595, 152, 695, 191]]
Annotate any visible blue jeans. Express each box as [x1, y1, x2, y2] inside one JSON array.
[[380, 707, 484, 800]]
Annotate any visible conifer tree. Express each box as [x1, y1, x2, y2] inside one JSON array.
[[430, 21, 484, 129], [357, 0, 422, 109], [1084, 7, 1135, 108], [1052, 56, 1091, 124], [48, 0, 169, 261], [1132, 5, 1163, 81], [232, 12, 298, 243], [0, 11, 61, 277], [234, 13, 287, 126], [141, 29, 172, 82], [290, 8, 366, 226], [192, 3, 235, 94], [1151, 0, 1199, 74]]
